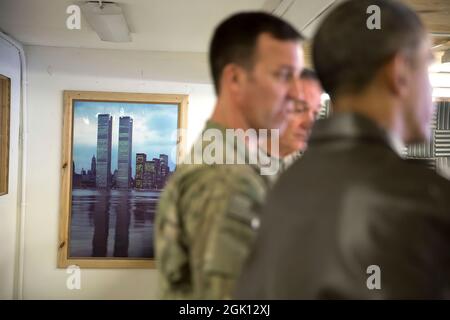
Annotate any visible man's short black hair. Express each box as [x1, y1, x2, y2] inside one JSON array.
[[313, 0, 425, 99], [209, 12, 303, 95]]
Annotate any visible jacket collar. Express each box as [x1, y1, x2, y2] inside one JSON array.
[[309, 112, 391, 146]]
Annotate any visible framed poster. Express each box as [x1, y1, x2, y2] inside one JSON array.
[[0, 75, 10, 196], [58, 91, 188, 268]]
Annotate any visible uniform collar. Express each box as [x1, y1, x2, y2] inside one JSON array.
[[199, 120, 282, 179], [309, 112, 406, 156]]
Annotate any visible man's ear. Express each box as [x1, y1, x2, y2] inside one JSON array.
[[383, 53, 410, 97], [221, 64, 246, 97]]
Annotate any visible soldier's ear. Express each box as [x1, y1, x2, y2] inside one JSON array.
[[222, 64, 246, 97]]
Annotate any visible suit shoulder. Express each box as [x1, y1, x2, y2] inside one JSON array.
[[362, 156, 450, 214], [397, 158, 450, 189]]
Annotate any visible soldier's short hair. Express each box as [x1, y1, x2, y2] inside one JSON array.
[[313, 0, 426, 99], [209, 12, 303, 95]]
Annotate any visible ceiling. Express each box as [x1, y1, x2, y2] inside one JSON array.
[[300, 0, 450, 67], [403, 0, 450, 35], [0, 0, 334, 53], [403, 0, 450, 55], [0, 0, 448, 58]]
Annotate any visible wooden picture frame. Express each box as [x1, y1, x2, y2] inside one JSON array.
[[0, 75, 10, 196], [58, 91, 188, 268]]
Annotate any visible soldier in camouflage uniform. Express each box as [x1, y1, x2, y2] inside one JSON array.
[[155, 12, 304, 299]]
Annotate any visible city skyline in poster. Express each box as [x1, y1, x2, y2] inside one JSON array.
[[72, 101, 178, 178]]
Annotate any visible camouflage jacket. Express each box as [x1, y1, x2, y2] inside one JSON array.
[[155, 120, 283, 299]]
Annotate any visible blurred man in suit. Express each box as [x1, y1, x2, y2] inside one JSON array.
[[236, 0, 450, 299]]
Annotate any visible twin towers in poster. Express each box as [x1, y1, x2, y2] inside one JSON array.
[[78, 113, 171, 191]]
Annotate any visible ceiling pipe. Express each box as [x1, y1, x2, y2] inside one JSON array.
[[262, 0, 296, 17]]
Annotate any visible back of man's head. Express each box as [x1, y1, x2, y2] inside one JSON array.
[[209, 12, 303, 95], [313, 0, 426, 99]]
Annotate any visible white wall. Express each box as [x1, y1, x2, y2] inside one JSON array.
[[23, 45, 215, 299], [0, 35, 21, 299]]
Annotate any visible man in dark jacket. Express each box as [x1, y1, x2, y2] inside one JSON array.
[[236, 0, 450, 299]]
